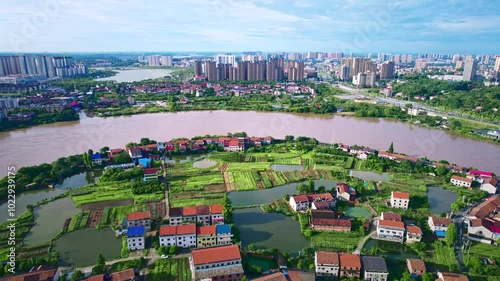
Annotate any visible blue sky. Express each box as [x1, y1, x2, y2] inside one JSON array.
[[1, 0, 499, 54]]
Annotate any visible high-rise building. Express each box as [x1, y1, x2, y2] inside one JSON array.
[[339, 64, 350, 81], [463, 58, 478, 81], [494, 56, 500, 80], [380, 61, 395, 79], [147, 55, 161, 66], [205, 61, 217, 81], [194, 61, 203, 77], [452, 54, 460, 63], [415, 59, 427, 70], [0, 54, 85, 78], [353, 72, 376, 87], [215, 54, 236, 66], [161, 56, 173, 66], [393, 54, 401, 64]]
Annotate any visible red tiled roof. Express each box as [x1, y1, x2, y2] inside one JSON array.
[[251, 272, 287, 281], [110, 148, 123, 154], [143, 168, 159, 175], [439, 272, 469, 281], [196, 205, 210, 215], [429, 217, 452, 227], [110, 268, 135, 281], [381, 212, 402, 222], [312, 218, 351, 227], [229, 139, 239, 146], [469, 219, 483, 227], [2, 269, 57, 281], [339, 254, 361, 269], [83, 275, 104, 281], [159, 225, 177, 236], [316, 251, 339, 265], [407, 259, 426, 272], [392, 191, 409, 200], [292, 194, 309, 203], [406, 225, 422, 234], [469, 195, 500, 219], [310, 193, 334, 201], [182, 206, 197, 216], [197, 225, 216, 235], [192, 245, 241, 265], [210, 204, 223, 214], [170, 207, 183, 216], [484, 177, 499, 186], [451, 175, 472, 183], [128, 211, 150, 221], [378, 219, 405, 229], [337, 183, 349, 193], [176, 224, 196, 235]]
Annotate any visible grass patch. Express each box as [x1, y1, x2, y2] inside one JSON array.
[[311, 231, 362, 252], [229, 171, 258, 190], [226, 162, 270, 172], [147, 258, 191, 281], [424, 241, 460, 271], [467, 242, 500, 260]]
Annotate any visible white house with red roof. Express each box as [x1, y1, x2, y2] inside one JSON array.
[[480, 177, 499, 194], [290, 194, 310, 211], [289, 193, 335, 212], [336, 182, 355, 202], [143, 168, 159, 181], [377, 220, 405, 242], [391, 191, 410, 210], [450, 175, 473, 188], [406, 225, 423, 243], [127, 211, 151, 231], [190, 245, 244, 281]]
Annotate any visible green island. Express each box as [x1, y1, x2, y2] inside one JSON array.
[[0, 134, 499, 281]]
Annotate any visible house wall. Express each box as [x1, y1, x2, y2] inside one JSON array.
[[340, 268, 360, 278], [337, 192, 351, 202], [428, 218, 449, 232], [127, 236, 145, 250], [159, 235, 177, 247], [194, 259, 242, 270], [315, 255, 339, 277], [197, 235, 217, 248], [377, 225, 405, 241], [480, 184, 498, 194], [311, 225, 350, 232], [197, 215, 211, 226], [128, 219, 151, 231], [406, 233, 422, 243], [364, 271, 388, 281], [169, 216, 183, 225], [216, 233, 233, 245], [290, 198, 309, 211], [177, 234, 197, 248], [390, 197, 409, 209], [450, 179, 471, 188], [211, 214, 224, 224]]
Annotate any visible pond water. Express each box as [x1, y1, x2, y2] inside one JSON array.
[[234, 207, 309, 255], [54, 228, 122, 267], [0, 189, 65, 222], [55, 173, 98, 190], [165, 155, 205, 164], [23, 198, 81, 245], [427, 186, 458, 214], [228, 180, 338, 207], [94, 68, 175, 83], [349, 171, 390, 181], [362, 239, 420, 260], [193, 159, 217, 169], [270, 164, 304, 172], [345, 206, 372, 219]]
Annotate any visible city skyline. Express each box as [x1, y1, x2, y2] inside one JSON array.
[[1, 0, 500, 54]]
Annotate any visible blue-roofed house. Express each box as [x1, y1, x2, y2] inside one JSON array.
[[216, 224, 233, 245], [127, 226, 145, 250], [138, 158, 151, 168], [91, 153, 103, 166], [428, 217, 452, 238]]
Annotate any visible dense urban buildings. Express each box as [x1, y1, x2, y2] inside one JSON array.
[[0, 54, 87, 77]]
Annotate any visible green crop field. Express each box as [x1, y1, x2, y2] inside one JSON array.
[[272, 157, 302, 165], [468, 242, 500, 260], [425, 241, 460, 271], [311, 232, 362, 252], [169, 173, 224, 192], [345, 157, 355, 169], [148, 258, 191, 281], [229, 171, 258, 190], [226, 162, 270, 172]]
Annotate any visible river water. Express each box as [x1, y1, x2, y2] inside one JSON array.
[[94, 68, 175, 83], [0, 111, 498, 177]]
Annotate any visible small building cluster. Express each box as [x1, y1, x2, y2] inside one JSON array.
[[449, 169, 499, 194], [314, 252, 388, 280], [159, 224, 232, 248], [377, 212, 422, 243], [289, 193, 335, 211], [169, 204, 224, 225], [465, 195, 500, 243]]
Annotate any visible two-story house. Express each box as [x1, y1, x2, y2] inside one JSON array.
[[197, 225, 217, 248], [450, 175, 472, 188], [406, 225, 423, 243], [339, 254, 362, 278], [127, 211, 151, 231], [362, 256, 389, 281], [481, 177, 499, 194], [336, 183, 354, 202], [128, 147, 143, 160], [315, 251, 339, 277], [390, 192, 410, 210], [127, 226, 145, 251], [428, 217, 452, 238], [377, 220, 405, 242], [310, 210, 351, 232], [216, 224, 233, 246], [190, 245, 244, 281], [406, 259, 426, 277], [290, 195, 310, 211]]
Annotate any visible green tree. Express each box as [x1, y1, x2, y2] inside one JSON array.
[[317, 185, 326, 193], [388, 142, 394, 153], [307, 179, 315, 193], [445, 223, 458, 246], [19, 261, 29, 271], [70, 270, 83, 281], [92, 264, 105, 275], [285, 135, 295, 142], [421, 272, 434, 281], [97, 253, 105, 266], [113, 151, 132, 164], [435, 165, 449, 176], [241, 276, 249, 281], [284, 194, 290, 201], [99, 146, 110, 155], [0, 265, 4, 276], [402, 271, 414, 281]]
